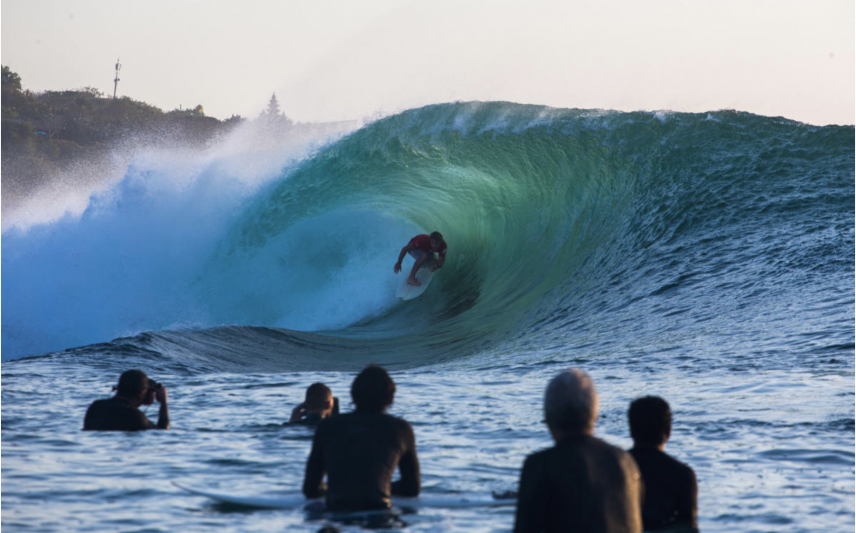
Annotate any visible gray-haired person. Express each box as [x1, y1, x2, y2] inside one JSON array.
[[514, 368, 643, 533]]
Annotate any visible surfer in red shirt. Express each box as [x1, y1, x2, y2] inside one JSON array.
[[394, 231, 447, 286]]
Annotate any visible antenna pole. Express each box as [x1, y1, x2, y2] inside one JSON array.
[[113, 59, 122, 100]]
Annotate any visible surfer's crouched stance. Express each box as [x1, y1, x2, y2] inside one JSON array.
[[394, 231, 447, 286], [302, 365, 420, 511], [83, 369, 170, 431]]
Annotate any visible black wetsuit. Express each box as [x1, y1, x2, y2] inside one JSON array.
[[83, 397, 157, 431], [302, 411, 420, 511], [514, 435, 643, 533], [629, 446, 698, 532]]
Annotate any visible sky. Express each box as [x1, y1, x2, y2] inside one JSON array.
[[1, 0, 854, 126]]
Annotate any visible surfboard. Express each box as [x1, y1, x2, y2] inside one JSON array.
[[173, 482, 514, 510], [395, 264, 434, 301]]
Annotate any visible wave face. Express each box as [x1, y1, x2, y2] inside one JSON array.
[[3, 102, 853, 366]]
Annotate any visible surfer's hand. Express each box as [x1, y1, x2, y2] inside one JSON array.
[[394, 262, 402, 274], [428, 264, 438, 272]]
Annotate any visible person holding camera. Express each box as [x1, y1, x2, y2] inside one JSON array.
[[83, 369, 170, 431], [288, 382, 339, 426]]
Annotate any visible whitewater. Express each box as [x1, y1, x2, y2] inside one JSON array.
[[2, 102, 853, 532]]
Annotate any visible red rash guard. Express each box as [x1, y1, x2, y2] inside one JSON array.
[[409, 234, 447, 259]]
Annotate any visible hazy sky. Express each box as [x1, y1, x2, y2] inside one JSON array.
[[2, 0, 853, 125]]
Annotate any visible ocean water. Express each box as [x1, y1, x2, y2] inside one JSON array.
[[2, 102, 854, 532]]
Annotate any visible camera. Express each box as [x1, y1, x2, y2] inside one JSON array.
[[109, 372, 164, 405], [142, 380, 163, 405]]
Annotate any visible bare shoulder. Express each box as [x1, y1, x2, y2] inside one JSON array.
[[385, 414, 415, 435]]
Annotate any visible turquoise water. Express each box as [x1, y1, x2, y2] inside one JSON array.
[[2, 102, 854, 531]]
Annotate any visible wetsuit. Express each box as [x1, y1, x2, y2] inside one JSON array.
[[514, 435, 643, 533], [302, 411, 420, 511], [83, 397, 158, 431], [629, 446, 698, 532]]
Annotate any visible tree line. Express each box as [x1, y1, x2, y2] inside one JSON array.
[[1, 65, 295, 190]]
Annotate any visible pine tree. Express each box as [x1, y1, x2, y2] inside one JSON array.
[[266, 93, 281, 118], [258, 92, 293, 136]]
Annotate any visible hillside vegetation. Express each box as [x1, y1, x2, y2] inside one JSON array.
[[1, 66, 309, 194]]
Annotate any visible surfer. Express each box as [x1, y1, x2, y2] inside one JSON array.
[[83, 370, 170, 431], [288, 382, 339, 426], [628, 396, 698, 532], [394, 231, 447, 286], [514, 369, 642, 533], [302, 365, 420, 511]]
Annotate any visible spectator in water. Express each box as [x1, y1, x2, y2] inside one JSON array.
[[83, 369, 169, 431], [288, 382, 338, 426], [303, 364, 420, 510], [514, 368, 642, 533], [628, 396, 698, 532]]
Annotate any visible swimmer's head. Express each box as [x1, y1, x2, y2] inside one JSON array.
[[543, 368, 598, 436], [116, 369, 149, 397], [628, 396, 672, 447], [304, 382, 333, 412], [351, 365, 396, 413]]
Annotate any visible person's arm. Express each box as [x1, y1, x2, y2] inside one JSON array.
[[129, 406, 156, 430], [302, 427, 327, 498], [155, 386, 170, 429], [394, 243, 415, 273], [391, 423, 420, 497], [83, 402, 97, 430], [289, 402, 308, 423], [514, 454, 547, 533], [676, 466, 698, 528], [429, 247, 446, 272]]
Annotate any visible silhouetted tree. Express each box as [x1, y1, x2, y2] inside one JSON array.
[[265, 93, 281, 118], [2, 65, 22, 92], [259, 92, 294, 135]]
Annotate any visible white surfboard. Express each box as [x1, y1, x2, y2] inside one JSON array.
[[173, 482, 514, 510], [395, 265, 434, 301]]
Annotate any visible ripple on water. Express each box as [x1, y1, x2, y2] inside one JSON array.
[[757, 448, 855, 466]]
